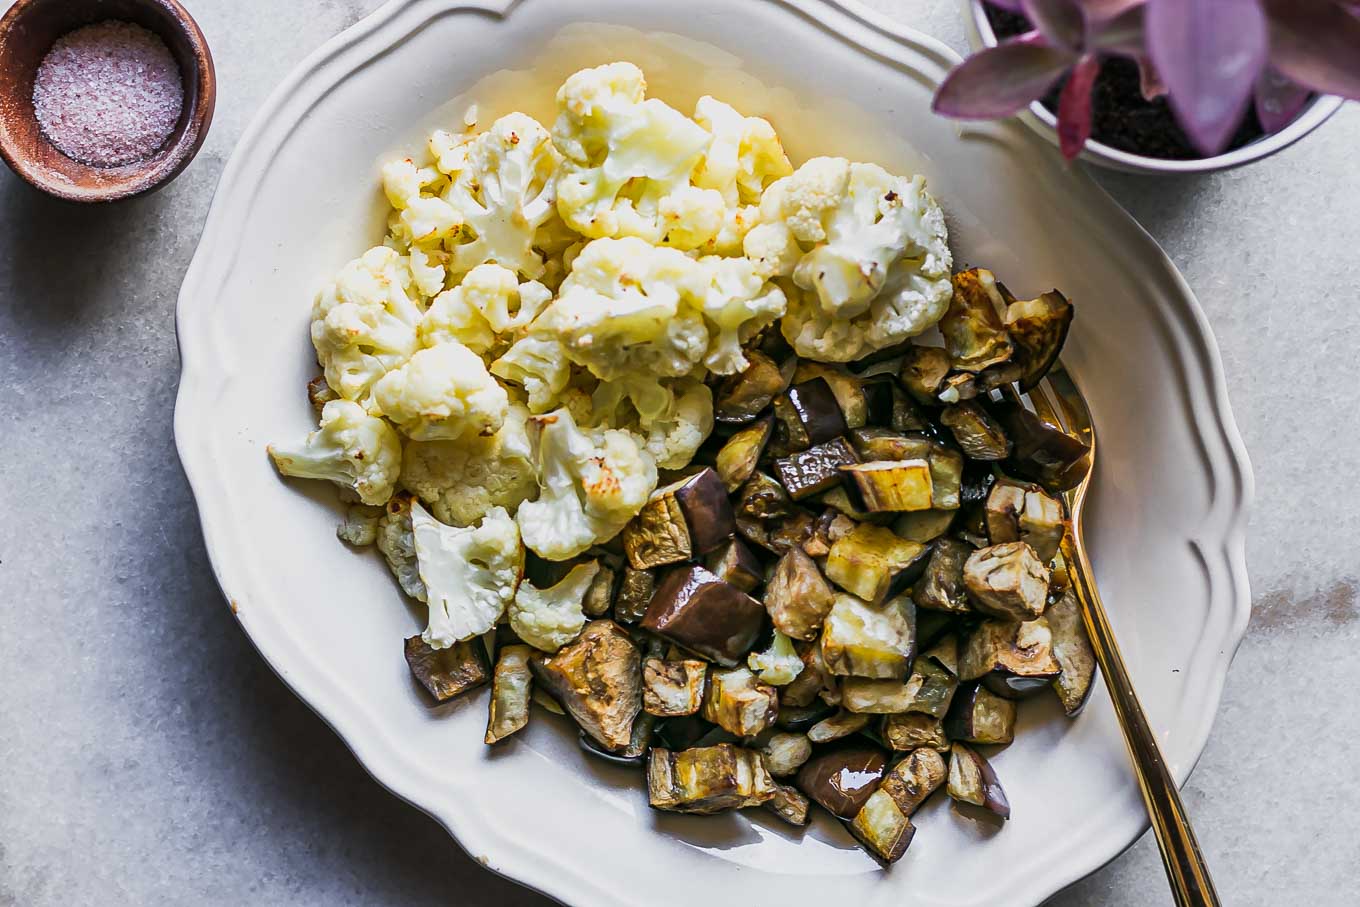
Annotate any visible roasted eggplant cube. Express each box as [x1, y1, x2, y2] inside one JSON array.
[[960, 618, 1062, 699], [943, 269, 1013, 373], [759, 731, 814, 777], [614, 565, 656, 624], [985, 478, 1065, 562], [1046, 589, 1097, 716], [486, 644, 534, 744], [623, 468, 735, 569], [849, 788, 916, 865], [702, 666, 780, 738], [1005, 289, 1073, 392], [777, 699, 835, 731], [765, 783, 813, 826], [899, 647, 960, 718], [703, 538, 763, 593], [715, 415, 774, 492], [764, 547, 837, 641], [825, 524, 928, 603], [642, 564, 765, 666], [964, 542, 1051, 620], [883, 712, 951, 752], [940, 400, 1011, 461], [807, 709, 871, 743], [881, 747, 947, 816], [405, 636, 490, 703], [894, 508, 957, 544], [734, 472, 796, 551], [913, 537, 974, 614], [992, 402, 1091, 492], [648, 744, 778, 814], [948, 742, 1011, 818], [532, 621, 641, 750], [860, 374, 928, 432], [821, 593, 917, 678], [774, 437, 859, 500], [779, 640, 833, 708], [841, 677, 920, 714], [773, 378, 848, 450], [643, 657, 708, 717], [794, 362, 871, 429], [841, 460, 935, 512], [794, 745, 887, 819], [899, 346, 952, 404], [714, 352, 794, 425], [944, 682, 1017, 745]]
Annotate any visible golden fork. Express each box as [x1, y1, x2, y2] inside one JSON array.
[[1017, 362, 1221, 907]]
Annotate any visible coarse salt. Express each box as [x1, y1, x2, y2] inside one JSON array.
[[32, 20, 185, 168]]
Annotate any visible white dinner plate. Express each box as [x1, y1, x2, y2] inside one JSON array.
[[173, 1, 1254, 904]]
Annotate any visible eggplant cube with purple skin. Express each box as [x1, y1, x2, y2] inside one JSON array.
[[703, 538, 763, 593], [883, 711, 951, 752], [486, 644, 534, 744], [840, 459, 935, 512], [702, 666, 780, 738], [820, 593, 917, 679], [944, 682, 1017, 745], [849, 748, 947, 864], [913, 537, 974, 614], [764, 783, 812, 826], [774, 437, 860, 501], [959, 617, 1062, 699], [947, 742, 1010, 819], [942, 269, 1013, 373], [641, 564, 765, 666], [405, 635, 489, 703], [623, 468, 735, 570], [642, 657, 707, 717], [647, 744, 777, 814], [963, 541, 1050, 620], [825, 524, 928, 604], [1046, 589, 1098, 716]]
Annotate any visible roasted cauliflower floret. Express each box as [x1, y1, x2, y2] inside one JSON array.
[[756, 157, 952, 361], [267, 400, 401, 506], [381, 158, 460, 250], [490, 335, 574, 413], [748, 631, 805, 686], [376, 494, 425, 600], [399, 402, 537, 526], [310, 246, 424, 403], [411, 502, 523, 648], [372, 343, 510, 441], [508, 561, 600, 652], [516, 408, 658, 561], [440, 112, 561, 280], [593, 375, 714, 471], [419, 263, 552, 358], [532, 237, 709, 381], [552, 62, 723, 250], [692, 255, 787, 375], [692, 96, 792, 254]]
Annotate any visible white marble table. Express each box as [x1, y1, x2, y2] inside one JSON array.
[[2, 0, 1356, 903]]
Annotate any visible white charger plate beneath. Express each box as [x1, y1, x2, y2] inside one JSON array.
[[174, 1, 1253, 904]]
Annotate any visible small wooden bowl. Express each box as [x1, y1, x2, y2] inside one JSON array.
[[0, 0, 215, 203]]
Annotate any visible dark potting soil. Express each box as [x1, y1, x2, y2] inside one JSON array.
[[984, 4, 1266, 160]]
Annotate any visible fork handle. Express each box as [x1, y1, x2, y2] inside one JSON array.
[[1061, 533, 1221, 907]]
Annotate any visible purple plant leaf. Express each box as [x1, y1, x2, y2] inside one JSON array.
[[1146, 0, 1269, 155], [1057, 54, 1101, 159], [986, 0, 1026, 11], [933, 35, 1077, 119], [1022, 0, 1086, 50], [1254, 68, 1312, 132], [1262, 0, 1360, 100]]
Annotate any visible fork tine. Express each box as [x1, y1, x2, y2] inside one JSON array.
[[1042, 362, 1096, 449]]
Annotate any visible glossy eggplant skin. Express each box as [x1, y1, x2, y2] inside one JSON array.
[[940, 401, 1012, 461], [715, 352, 793, 425], [703, 538, 763, 593], [623, 468, 735, 569], [715, 415, 774, 492], [405, 636, 490, 703], [960, 618, 1062, 700], [948, 742, 1011, 819], [774, 378, 848, 450], [850, 749, 947, 865], [641, 564, 765, 666], [733, 472, 797, 552], [1004, 290, 1073, 392], [944, 682, 1017, 745], [776, 699, 836, 731], [795, 745, 888, 819], [991, 402, 1091, 492], [773, 437, 859, 501]]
